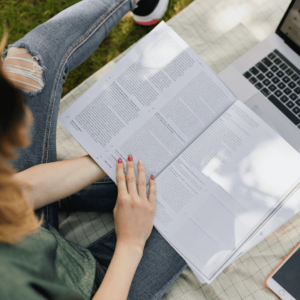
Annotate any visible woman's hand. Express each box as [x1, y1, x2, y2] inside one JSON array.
[[92, 156, 156, 300], [114, 155, 156, 253]]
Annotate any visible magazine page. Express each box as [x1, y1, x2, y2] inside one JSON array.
[[59, 22, 236, 180], [154, 100, 300, 283]]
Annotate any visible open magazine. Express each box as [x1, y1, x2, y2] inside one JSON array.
[[59, 22, 300, 283]]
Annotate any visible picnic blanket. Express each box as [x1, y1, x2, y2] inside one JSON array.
[[57, 0, 298, 298]]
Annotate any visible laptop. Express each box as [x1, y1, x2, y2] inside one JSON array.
[[219, 0, 300, 152]]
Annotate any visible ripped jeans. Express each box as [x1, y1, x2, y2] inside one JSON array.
[[2, 0, 187, 299], [3, 47, 44, 92]]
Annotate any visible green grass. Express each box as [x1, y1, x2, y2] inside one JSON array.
[[1, 0, 193, 97]]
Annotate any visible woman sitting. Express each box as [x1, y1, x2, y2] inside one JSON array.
[[0, 0, 186, 299]]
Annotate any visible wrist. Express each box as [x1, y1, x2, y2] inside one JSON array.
[[85, 155, 107, 179], [115, 240, 144, 260]]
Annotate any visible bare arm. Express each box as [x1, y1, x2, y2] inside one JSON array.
[[92, 243, 143, 300], [92, 156, 156, 300], [13, 155, 107, 209]]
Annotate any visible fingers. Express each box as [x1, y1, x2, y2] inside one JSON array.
[[116, 156, 156, 203], [137, 159, 147, 200], [148, 175, 156, 205], [116, 158, 127, 195], [126, 155, 138, 195]]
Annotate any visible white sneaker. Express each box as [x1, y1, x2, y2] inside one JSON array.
[[132, 0, 169, 26]]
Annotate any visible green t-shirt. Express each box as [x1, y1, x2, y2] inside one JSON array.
[[0, 222, 104, 300]]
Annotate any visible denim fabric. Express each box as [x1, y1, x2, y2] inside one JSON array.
[[88, 228, 187, 300], [59, 176, 118, 213], [5, 0, 187, 299]]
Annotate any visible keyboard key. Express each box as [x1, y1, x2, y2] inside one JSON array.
[[268, 52, 276, 60], [261, 88, 271, 97], [250, 77, 258, 84], [284, 87, 292, 95], [281, 95, 289, 103], [277, 70, 284, 78], [262, 57, 272, 67], [275, 90, 283, 97], [287, 101, 295, 108], [266, 71, 274, 78], [296, 99, 300, 106], [268, 95, 300, 125], [250, 66, 259, 75], [257, 73, 265, 81], [280, 63, 288, 70], [255, 82, 264, 90], [283, 76, 291, 83], [263, 79, 271, 86], [269, 84, 276, 91], [293, 107, 300, 114], [292, 74, 299, 81], [297, 80, 300, 85], [271, 65, 279, 72], [243, 71, 251, 79], [272, 77, 280, 84], [289, 81, 296, 89], [294, 87, 300, 94], [278, 82, 286, 89], [255, 82, 263, 90], [256, 62, 268, 73], [290, 93, 298, 101], [286, 68, 294, 76], [274, 58, 282, 65]]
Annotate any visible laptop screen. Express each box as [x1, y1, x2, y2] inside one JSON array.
[[278, 0, 300, 53]]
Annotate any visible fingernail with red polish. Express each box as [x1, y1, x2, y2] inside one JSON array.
[[118, 158, 123, 163], [150, 175, 154, 180], [128, 154, 133, 161]]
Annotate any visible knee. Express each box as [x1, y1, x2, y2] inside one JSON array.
[[2, 47, 44, 93]]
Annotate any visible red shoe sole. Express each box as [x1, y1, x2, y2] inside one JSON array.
[[134, 19, 160, 26]]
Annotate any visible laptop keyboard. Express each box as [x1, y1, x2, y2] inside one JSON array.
[[243, 49, 300, 128]]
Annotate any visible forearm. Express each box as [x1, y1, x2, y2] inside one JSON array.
[[92, 242, 143, 300], [13, 155, 107, 209]]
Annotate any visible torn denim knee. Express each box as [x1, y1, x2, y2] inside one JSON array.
[[2, 47, 44, 94]]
